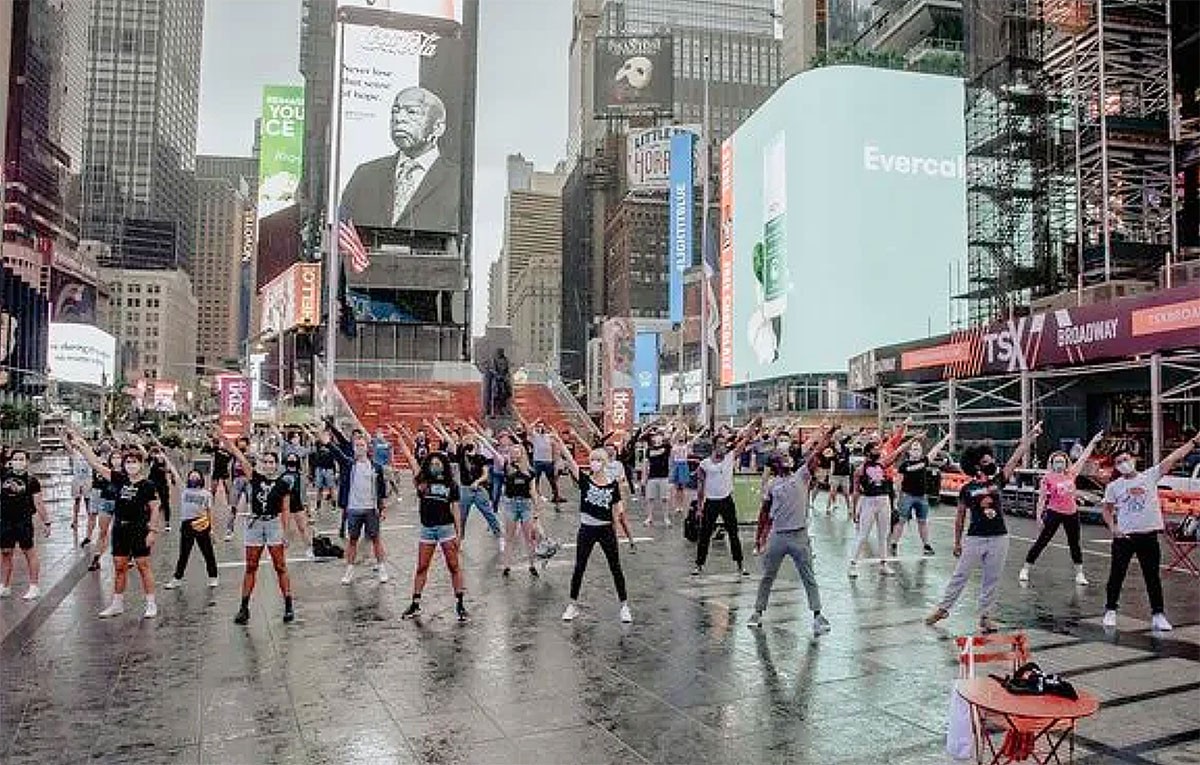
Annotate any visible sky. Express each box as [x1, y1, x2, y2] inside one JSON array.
[[196, 0, 572, 335]]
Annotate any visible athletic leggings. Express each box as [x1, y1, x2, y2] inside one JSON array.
[[569, 524, 627, 601], [1025, 510, 1083, 565], [697, 496, 744, 567], [173, 521, 218, 580]]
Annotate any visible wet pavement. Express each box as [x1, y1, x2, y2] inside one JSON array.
[[1, 477, 1197, 764]]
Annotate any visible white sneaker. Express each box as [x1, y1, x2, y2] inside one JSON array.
[[163, 578, 183, 590], [143, 601, 158, 619], [1074, 569, 1089, 586], [340, 566, 354, 585], [561, 602, 579, 621], [378, 564, 389, 584], [1102, 610, 1117, 628], [306, 548, 316, 561], [164, 525, 171, 534], [880, 563, 897, 576], [664, 517, 672, 528], [0, 585, 11, 598], [1150, 613, 1173, 632], [207, 577, 220, 589], [813, 614, 832, 637], [619, 604, 633, 624], [847, 562, 859, 579], [643, 516, 653, 527], [21, 585, 40, 601], [98, 601, 125, 618], [1018, 566, 1030, 583], [223, 531, 234, 542], [498, 536, 507, 553]]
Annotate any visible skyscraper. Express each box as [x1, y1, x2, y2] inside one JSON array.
[[80, 0, 205, 275]]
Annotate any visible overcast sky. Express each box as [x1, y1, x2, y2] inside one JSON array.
[[197, 0, 571, 335]]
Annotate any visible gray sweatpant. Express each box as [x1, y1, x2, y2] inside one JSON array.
[[756, 530, 822, 614], [938, 535, 1008, 618]]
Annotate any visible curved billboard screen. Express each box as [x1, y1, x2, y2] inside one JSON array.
[[719, 66, 966, 385]]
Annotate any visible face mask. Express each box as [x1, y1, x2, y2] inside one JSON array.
[[430, 464, 444, 478], [980, 462, 998, 477], [909, 448, 923, 459], [124, 462, 142, 475], [187, 477, 204, 489], [589, 459, 605, 473], [285, 461, 300, 472], [9, 458, 27, 473], [866, 451, 881, 462], [777, 439, 791, 451], [1050, 459, 1067, 473], [1115, 460, 1135, 476], [262, 463, 280, 477]]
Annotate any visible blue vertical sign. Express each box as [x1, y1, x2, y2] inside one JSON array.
[[633, 332, 660, 420], [668, 131, 694, 323]]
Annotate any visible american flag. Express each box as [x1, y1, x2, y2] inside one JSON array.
[[338, 213, 370, 274]]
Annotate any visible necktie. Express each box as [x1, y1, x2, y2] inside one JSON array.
[[392, 159, 423, 225]]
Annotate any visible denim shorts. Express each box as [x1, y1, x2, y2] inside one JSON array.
[[419, 524, 457, 545], [897, 492, 931, 521], [244, 515, 285, 547], [671, 462, 691, 488], [314, 468, 337, 490], [346, 508, 381, 540], [505, 497, 533, 523]]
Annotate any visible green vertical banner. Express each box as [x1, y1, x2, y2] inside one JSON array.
[[257, 85, 305, 219]]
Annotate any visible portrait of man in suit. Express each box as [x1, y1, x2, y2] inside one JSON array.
[[340, 86, 461, 232]]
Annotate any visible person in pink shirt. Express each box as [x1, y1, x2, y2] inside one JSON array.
[[1019, 431, 1102, 586]]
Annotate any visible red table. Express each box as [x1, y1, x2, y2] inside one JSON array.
[[956, 678, 1100, 764]]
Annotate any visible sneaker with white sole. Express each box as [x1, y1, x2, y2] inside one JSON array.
[[340, 566, 354, 585], [813, 614, 831, 637], [0, 585, 11, 598], [848, 562, 859, 579], [223, 531, 234, 542], [98, 600, 125, 618], [163, 578, 183, 590], [1150, 613, 1173, 632], [143, 601, 158, 619], [207, 577, 220, 589], [619, 604, 633, 624], [747, 611, 763, 629], [1102, 610, 1118, 628], [1018, 566, 1030, 583], [880, 563, 897, 576], [21, 585, 40, 601], [561, 602, 579, 621], [378, 565, 389, 584], [643, 517, 653, 527], [1074, 570, 1089, 586]]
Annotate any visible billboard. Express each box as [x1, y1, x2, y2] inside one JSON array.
[[47, 323, 116, 386], [720, 66, 967, 385], [661, 369, 702, 406], [259, 262, 323, 336], [600, 317, 634, 436], [633, 332, 660, 419], [594, 36, 673, 117], [337, 12, 465, 234], [336, 0, 462, 23], [49, 272, 98, 324], [668, 130, 694, 324], [862, 284, 1200, 386], [627, 125, 701, 192], [218, 375, 251, 439], [257, 85, 305, 219]]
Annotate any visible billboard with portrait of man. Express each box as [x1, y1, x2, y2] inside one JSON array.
[[594, 36, 673, 118], [336, 9, 465, 235]]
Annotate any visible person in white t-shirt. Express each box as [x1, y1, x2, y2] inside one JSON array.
[[1101, 433, 1200, 632], [693, 417, 761, 577]]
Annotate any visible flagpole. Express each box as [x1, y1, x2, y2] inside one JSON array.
[[699, 57, 712, 432], [323, 20, 346, 417]]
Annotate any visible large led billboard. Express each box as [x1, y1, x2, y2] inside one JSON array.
[[337, 10, 465, 234], [47, 323, 116, 386], [719, 66, 966, 385], [593, 36, 674, 118], [257, 85, 305, 219]]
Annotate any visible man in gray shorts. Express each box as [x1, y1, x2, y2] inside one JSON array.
[[329, 422, 389, 585]]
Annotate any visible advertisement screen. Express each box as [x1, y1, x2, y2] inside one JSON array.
[[337, 14, 465, 235], [633, 332, 660, 419], [336, 0, 462, 23], [627, 125, 701, 192], [661, 369, 702, 406], [720, 66, 966, 385], [600, 317, 634, 436], [47, 323, 116, 386], [257, 85, 305, 220], [259, 263, 322, 336], [594, 36, 673, 117], [49, 271, 98, 324], [218, 375, 251, 439], [668, 131, 694, 324]]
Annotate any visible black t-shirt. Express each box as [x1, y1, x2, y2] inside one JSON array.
[[311, 442, 339, 471], [504, 467, 534, 499], [418, 477, 459, 527], [960, 476, 1007, 537], [645, 444, 670, 479], [578, 474, 622, 525], [211, 447, 232, 479], [282, 469, 303, 505], [149, 459, 171, 499], [1, 472, 40, 522], [456, 445, 490, 485], [857, 460, 890, 497], [413, 438, 431, 463], [249, 472, 288, 518], [832, 444, 852, 476], [112, 475, 158, 527], [897, 457, 930, 496]]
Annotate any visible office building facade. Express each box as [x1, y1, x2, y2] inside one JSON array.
[[100, 266, 197, 388]]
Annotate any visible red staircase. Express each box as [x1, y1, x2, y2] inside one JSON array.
[[336, 380, 482, 468], [512, 383, 592, 460]]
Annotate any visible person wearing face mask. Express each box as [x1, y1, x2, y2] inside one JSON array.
[[395, 440, 467, 622], [309, 427, 340, 519], [553, 434, 634, 623], [147, 445, 175, 534], [693, 417, 762, 577], [849, 434, 918, 578], [327, 421, 390, 585], [889, 433, 953, 558], [500, 444, 539, 578], [926, 423, 1042, 632], [433, 420, 503, 548], [1019, 432, 1104, 586], [164, 469, 219, 589], [224, 438, 294, 625], [641, 429, 673, 527], [87, 450, 123, 572], [280, 452, 316, 560], [669, 428, 693, 517], [71, 433, 163, 619], [0, 449, 50, 600], [1100, 433, 1200, 632]]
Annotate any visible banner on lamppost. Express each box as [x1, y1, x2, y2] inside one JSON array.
[[668, 130, 695, 323], [218, 375, 251, 439], [633, 332, 660, 419]]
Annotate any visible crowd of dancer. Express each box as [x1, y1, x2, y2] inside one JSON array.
[[0, 415, 1195, 638]]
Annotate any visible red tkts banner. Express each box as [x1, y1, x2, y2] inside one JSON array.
[[217, 376, 251, 439], [875, 285, 1200, 384]]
